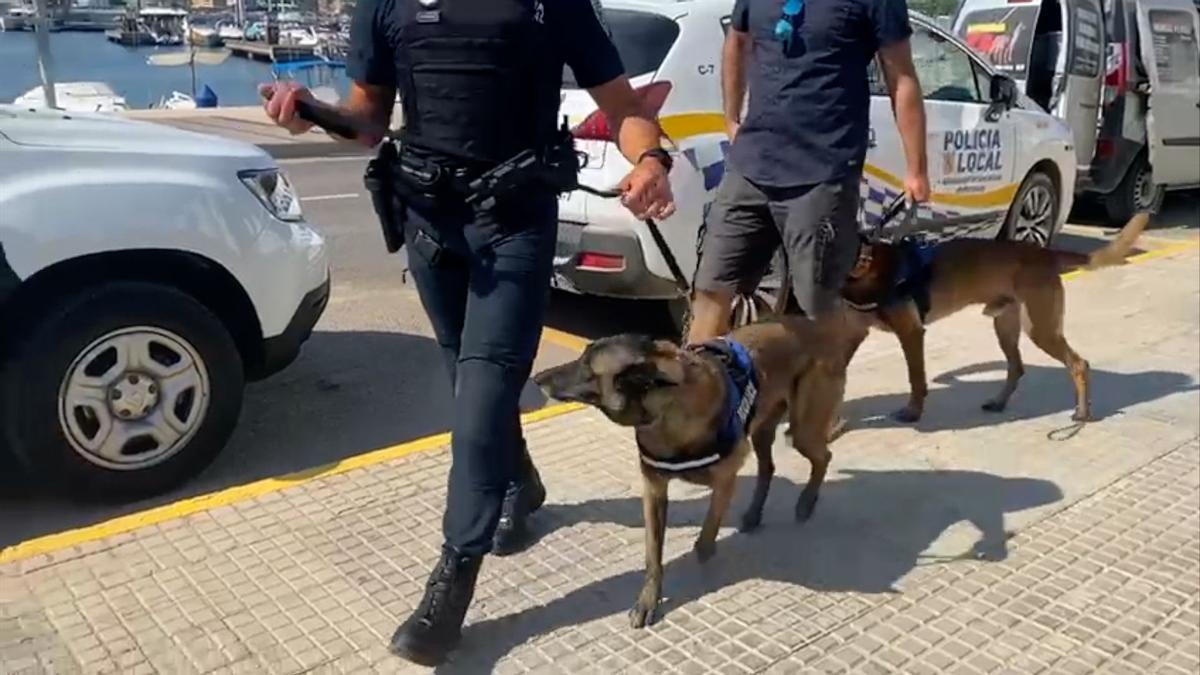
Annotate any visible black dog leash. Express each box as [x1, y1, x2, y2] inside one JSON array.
[[576, 185, 690, 294]]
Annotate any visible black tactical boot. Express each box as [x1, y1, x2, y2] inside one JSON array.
[[388, 548, 483, 666], [491, 451, 546, 556]]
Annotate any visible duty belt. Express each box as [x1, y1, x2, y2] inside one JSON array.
[[396, 148, 485, 197]]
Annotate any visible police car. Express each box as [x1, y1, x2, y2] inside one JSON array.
[[553, 0, 1077, 323]]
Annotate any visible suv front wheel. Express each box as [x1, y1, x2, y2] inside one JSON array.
[[0, 281, 244, 500], [1002, 170, 1060, 247]]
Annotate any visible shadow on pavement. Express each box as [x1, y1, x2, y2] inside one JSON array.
[[447, 470, 1063, 672], [1069, 191, 1199, 233], [545, 290, 680, 342], [842, 361, 1197, 433], [0, 329, 547, 549]]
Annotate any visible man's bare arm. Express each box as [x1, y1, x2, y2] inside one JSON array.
[[878, 39, 930, 201], [585, 75, 676, 220], [722, 28, 751, 136], [586, 75, 666, 165], [262, 80, 395, 147], [339, 82, 395, 143]]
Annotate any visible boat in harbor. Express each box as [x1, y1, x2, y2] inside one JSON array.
[[216, 21, 244, 41], [105, 7, 186, 46], [185, 16, 222, 47], [0, 5, 33, 31], [13, 82, 130, 113]]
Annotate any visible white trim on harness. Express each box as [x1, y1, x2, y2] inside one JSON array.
[[639, 452, 723, 472]]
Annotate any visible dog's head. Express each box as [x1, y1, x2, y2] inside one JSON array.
[[532, 334, 690, 427]]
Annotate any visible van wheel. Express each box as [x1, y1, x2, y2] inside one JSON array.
[[0, 282, 244, 501], [1003, 171, 1059, 247], [1105, 154, 1164, 225]]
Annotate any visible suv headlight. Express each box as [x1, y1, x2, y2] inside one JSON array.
[[239, 168, 303, 222]]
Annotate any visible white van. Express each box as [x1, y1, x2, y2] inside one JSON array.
[[953, 0, 1200, 224], [554, 0, 1077, 325]]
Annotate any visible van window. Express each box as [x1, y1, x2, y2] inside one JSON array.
[[959, 5, 1042, 80], [912, 27, 985, 102], [1146, 9, 1200, 85], [562, 9, 681, 89], [1069, 0, 1105, 77]]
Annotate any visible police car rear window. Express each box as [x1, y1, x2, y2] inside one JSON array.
[[563, 9, 681, 88]]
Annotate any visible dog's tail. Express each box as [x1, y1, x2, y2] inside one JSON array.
[[1054, 212, 1151, 272]]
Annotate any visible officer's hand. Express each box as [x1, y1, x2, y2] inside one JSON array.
[[904, 171, 931, 204], [260, 81, 315, 135], [619, 158, 676, 221]]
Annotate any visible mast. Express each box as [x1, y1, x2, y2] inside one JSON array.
[[34, 0, 57, 109]]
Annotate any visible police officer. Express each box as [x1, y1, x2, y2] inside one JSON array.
[[262, 0, 675, 665]]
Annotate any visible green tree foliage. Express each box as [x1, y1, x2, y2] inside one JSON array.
[[909, 0, 961, 18]]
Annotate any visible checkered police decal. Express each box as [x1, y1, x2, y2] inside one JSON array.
[[857, 175, 1005, 243]]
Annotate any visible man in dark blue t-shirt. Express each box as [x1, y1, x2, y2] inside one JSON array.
[[262, 0, 675, 666], [688, 0, 929, 342]]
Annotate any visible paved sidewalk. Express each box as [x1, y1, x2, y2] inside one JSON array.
[[1, 246, 1198, 674]]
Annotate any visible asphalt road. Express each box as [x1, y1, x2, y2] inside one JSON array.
[[1, 155, 1195, 548]]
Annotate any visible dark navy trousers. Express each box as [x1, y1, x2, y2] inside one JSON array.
[[402, 193, 556, 557]]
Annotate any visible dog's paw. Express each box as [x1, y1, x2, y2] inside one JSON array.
[[739, 510, 763, 533], [693, 538, 716, 563], [628, 599, 659, 629], [1071, 409, 1092, 423], [892, 407, 922, 424], [794, 491, 820, 523], [981, 399, 1007, 413]]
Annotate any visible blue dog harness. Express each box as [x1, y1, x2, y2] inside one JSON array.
[[892, 239, 939, 323], [849, 238, 939, 322], [638, 337, 759, 473]]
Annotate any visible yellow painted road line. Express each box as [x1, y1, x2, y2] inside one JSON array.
[[5, 241, 1195, 567], [0, 402, 583, 566], [1061, 238, 1200, 281], [541, 327, 592, 353]]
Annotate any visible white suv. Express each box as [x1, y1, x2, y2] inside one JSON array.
[[0, 105, 330, 500]]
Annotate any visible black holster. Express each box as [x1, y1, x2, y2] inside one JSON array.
[[464, 122, 582, 210], [363, 141, 407, 254]]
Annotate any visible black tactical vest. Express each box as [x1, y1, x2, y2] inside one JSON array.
[[395, 0, 557, 165]]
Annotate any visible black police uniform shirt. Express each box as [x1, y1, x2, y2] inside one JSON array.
[[728, 0, 913, 189], [346, 0, 625, 158]]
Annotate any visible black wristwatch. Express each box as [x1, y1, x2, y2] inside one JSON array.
[[637, 148, 673, 172]]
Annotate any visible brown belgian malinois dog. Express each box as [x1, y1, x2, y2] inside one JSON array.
[[839, 212, 1151, 424], [532, 313, 863, 628]]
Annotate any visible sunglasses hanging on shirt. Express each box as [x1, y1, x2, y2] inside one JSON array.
[[773, 0, 805, 51]]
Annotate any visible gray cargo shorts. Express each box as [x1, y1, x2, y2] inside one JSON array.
[[693, 167, 862, 318]]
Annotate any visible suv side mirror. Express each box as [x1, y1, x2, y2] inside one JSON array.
[[985, 74, 1018, 121]]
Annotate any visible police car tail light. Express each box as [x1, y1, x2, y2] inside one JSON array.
[[572, 81, 674, 142]]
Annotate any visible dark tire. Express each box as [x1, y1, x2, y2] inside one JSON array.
[[1001, 170, 1059, 247], [0, 282, 244, 501], [1105, 154, 1164, 226]]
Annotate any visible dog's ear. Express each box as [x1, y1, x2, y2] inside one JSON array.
[[651, 357, 685, 386]]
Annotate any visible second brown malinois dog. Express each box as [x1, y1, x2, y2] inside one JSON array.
[[840, 212, 1151, 424], [533, 315, 860, 628]]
